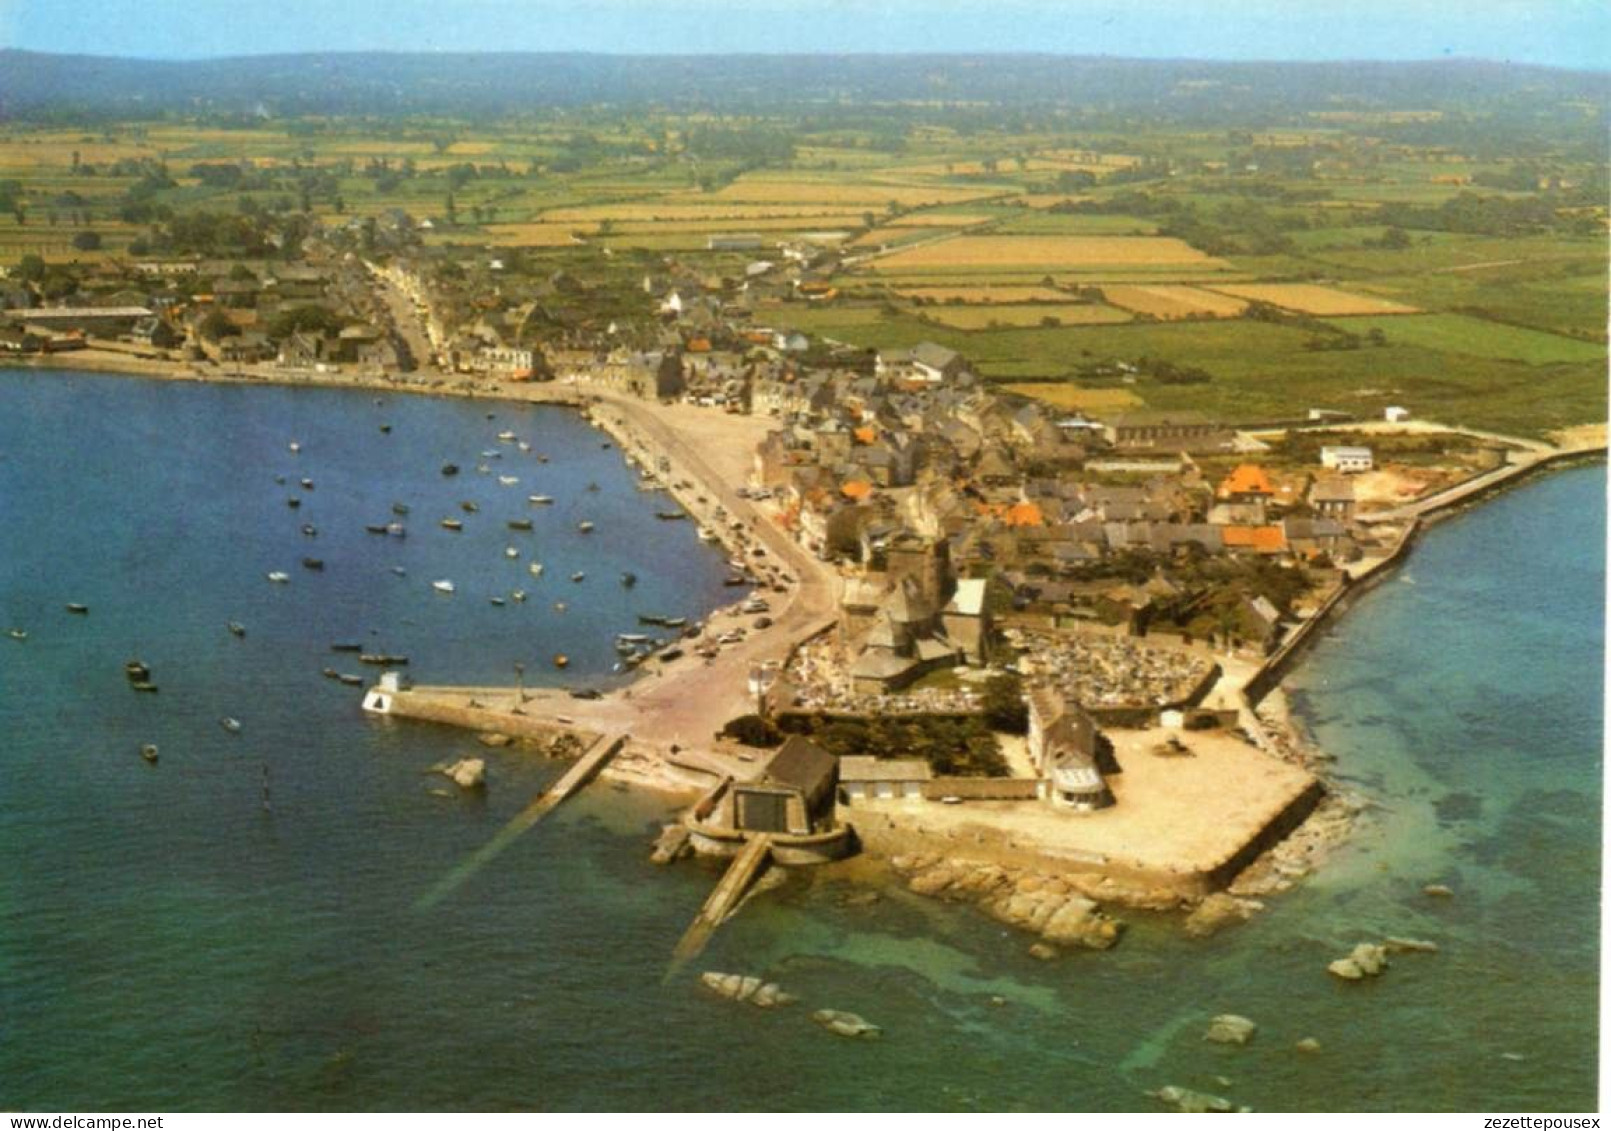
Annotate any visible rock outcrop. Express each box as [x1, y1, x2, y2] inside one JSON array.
[[890, 855, 1129, 950], [1328, 942, 1389, 980], [1183, 892, 1261, 938], [1204, 1014, 1258, 1046], [699, 972, 797, 1009], [430, 757, 486, 789], [1152, 1085, 1249, 1113], [812, 1009, 881, 1039]]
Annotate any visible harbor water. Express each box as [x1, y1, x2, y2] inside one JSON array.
[[0, 370, 1600, 1111]]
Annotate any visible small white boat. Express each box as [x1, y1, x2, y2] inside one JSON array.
[[497, 431, 517, 442], [578, 521, 595, 533], [7, 628, 26, 641], [571, 571, 586, 582], [432, 580, 456, 594], [490, 597, 506, 607], [529, 495, 554, 505], [517, 442, 532, 453], [505, 547, 520, 559], [267, 571, 290, 583], [220, 717, 242, 734], [499, 476, 519, 487], [288, 441, 301, 453], [511, 590, 527, 603], [140, 743, 159, 764], [528, 562, 545, 578], [390, 566, 407, 577], [698, 528, 718, 542]]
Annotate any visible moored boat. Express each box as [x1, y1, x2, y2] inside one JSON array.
[[577, 521, 595, 533], [441, 463, 460, 476], [140, 743, 159, 764], [529, 495, 554, 505], [65, 603, 89, 614], [7, 628, 27, 641], [507, 518, 534, 531], [528, 562, 545, 578], [432, 580, 456, 594], [267, 572, 290, 583], [220, 716, 242, 734], [621, 571, 637, 587], [228, 621, 246, 637], [302, 557, 324, 570], [553, 654, 569, 668], [124, 659, 151, 682], [301, 523, 318, 537], [441, 518, 463, 531]]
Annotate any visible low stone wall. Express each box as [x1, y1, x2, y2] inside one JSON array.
[[921, 777, 1043, 802], [375, 688, 600, 747]]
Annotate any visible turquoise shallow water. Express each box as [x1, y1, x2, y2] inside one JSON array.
[[0, 371, 1601, 1112]]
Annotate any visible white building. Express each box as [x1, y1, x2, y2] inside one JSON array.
[[1320, 445, 1374, 473], [1385, 405, 1411, 423]]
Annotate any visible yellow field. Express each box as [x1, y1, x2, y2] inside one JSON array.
[[477, 222, 595, 246], [1102, 284, 1249, 319], [923, 303, 1133, 329], [895, 285, 1070, 303], [868, 235, 1219, 272], [695, 179, 1003, 207], [541, 201, 868, 222], [883, 212, 997, 227], [610, 216, 857, 233], [1002, 385, 1146, 412], [1206, 283, 1421, 316]]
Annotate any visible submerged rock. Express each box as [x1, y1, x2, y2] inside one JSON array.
[[476, 732, 513, 748], [1028, 942, 1058, 961], [1423, 883, 1455, 898], [1204, 1014, 1258, 1046], [1384, 936, 1439, 954], [1295, 1037, 1323, 1054], [812, 1009, 881, 1039]]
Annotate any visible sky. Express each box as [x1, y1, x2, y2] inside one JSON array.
[[0, 0, 1606, 69]]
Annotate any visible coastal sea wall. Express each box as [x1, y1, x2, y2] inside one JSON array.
[[370, 687, 602, 748], [1244, 446, 1605, 708]]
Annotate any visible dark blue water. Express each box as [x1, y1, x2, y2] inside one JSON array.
[[0, 371, 1600, 1111]]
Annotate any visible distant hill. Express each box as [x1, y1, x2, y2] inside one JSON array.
[[1, 50, 1606, 118]]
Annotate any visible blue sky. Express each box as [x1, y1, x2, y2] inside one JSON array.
[[1, 0, 1606, 68]]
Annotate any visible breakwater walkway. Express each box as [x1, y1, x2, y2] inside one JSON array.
[[668, 834, 774, 974]]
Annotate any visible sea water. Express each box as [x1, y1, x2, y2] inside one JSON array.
[[0, 370, 1600, 1111]]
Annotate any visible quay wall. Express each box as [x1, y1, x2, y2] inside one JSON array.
[[375, 689, 601, 747]]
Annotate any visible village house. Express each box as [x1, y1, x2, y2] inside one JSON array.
[[838, 756, 932, 802], [1320, 445, 1374, 473]]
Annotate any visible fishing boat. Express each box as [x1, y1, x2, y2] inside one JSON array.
[[441, 463, 459, 476], [322, 668, 341, 680], [621, 571, 637, 587], [517, 442, 531, 453], [698, 528, 719, 542], [553, 654, 569, 668], [511, 590, 527, 603], [338, 674, 365, 687], [300, 478, 314, 490], [505, 547, 520, 559], [577, 521, 595, 533], [656, 510, 686, 521], [432, 580, 456, 594], [7, 628, 27, 641], [228, 621, 246, 637], [301, 523, 318, 537], [461, 501, 479, 514], [267, 572, 290, 583], [387, 523, 406, 537], [379, 424, 392, 434], [331, 642, 363, 653], [507, 518, 534, 531], [130, 681, 159, 693], [528, 562, 545, 578], [529, 495, 554, 505], [302, 557, 324, 571], [499, 476, 519, 486], [390, 566, 407, 577], [66, 603, 89, 614], [360, 653, 409, 665], [220, 717, 242, 734], [497, 431, 517, 442], [440, 518, 463, 531], [140, 743, 159, 764], [617, 633, 651, 644], [124, 660, 151, 682], [286, 497, 301, 509], [490, 597, 506, 607], [571, 571, 586, 583], [481, 449, 500, 459], [391, 503, 410, 515], [661, 617, 688, 628], [288, 441, 301, 453], [366, 524, 388, 534]]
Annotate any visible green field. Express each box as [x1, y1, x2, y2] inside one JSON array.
[[1337, 314, 1606, 366]]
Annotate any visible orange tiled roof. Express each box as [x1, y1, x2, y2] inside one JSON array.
[[1222, 525, 1288, 553], [1003, 502, 1045, 527], [853, 426, 877, 445], [1219, 464, 1274, 497], [841, 480, 874, 501]]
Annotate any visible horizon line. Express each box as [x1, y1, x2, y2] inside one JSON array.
[[2, 45, 1607, 74]]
